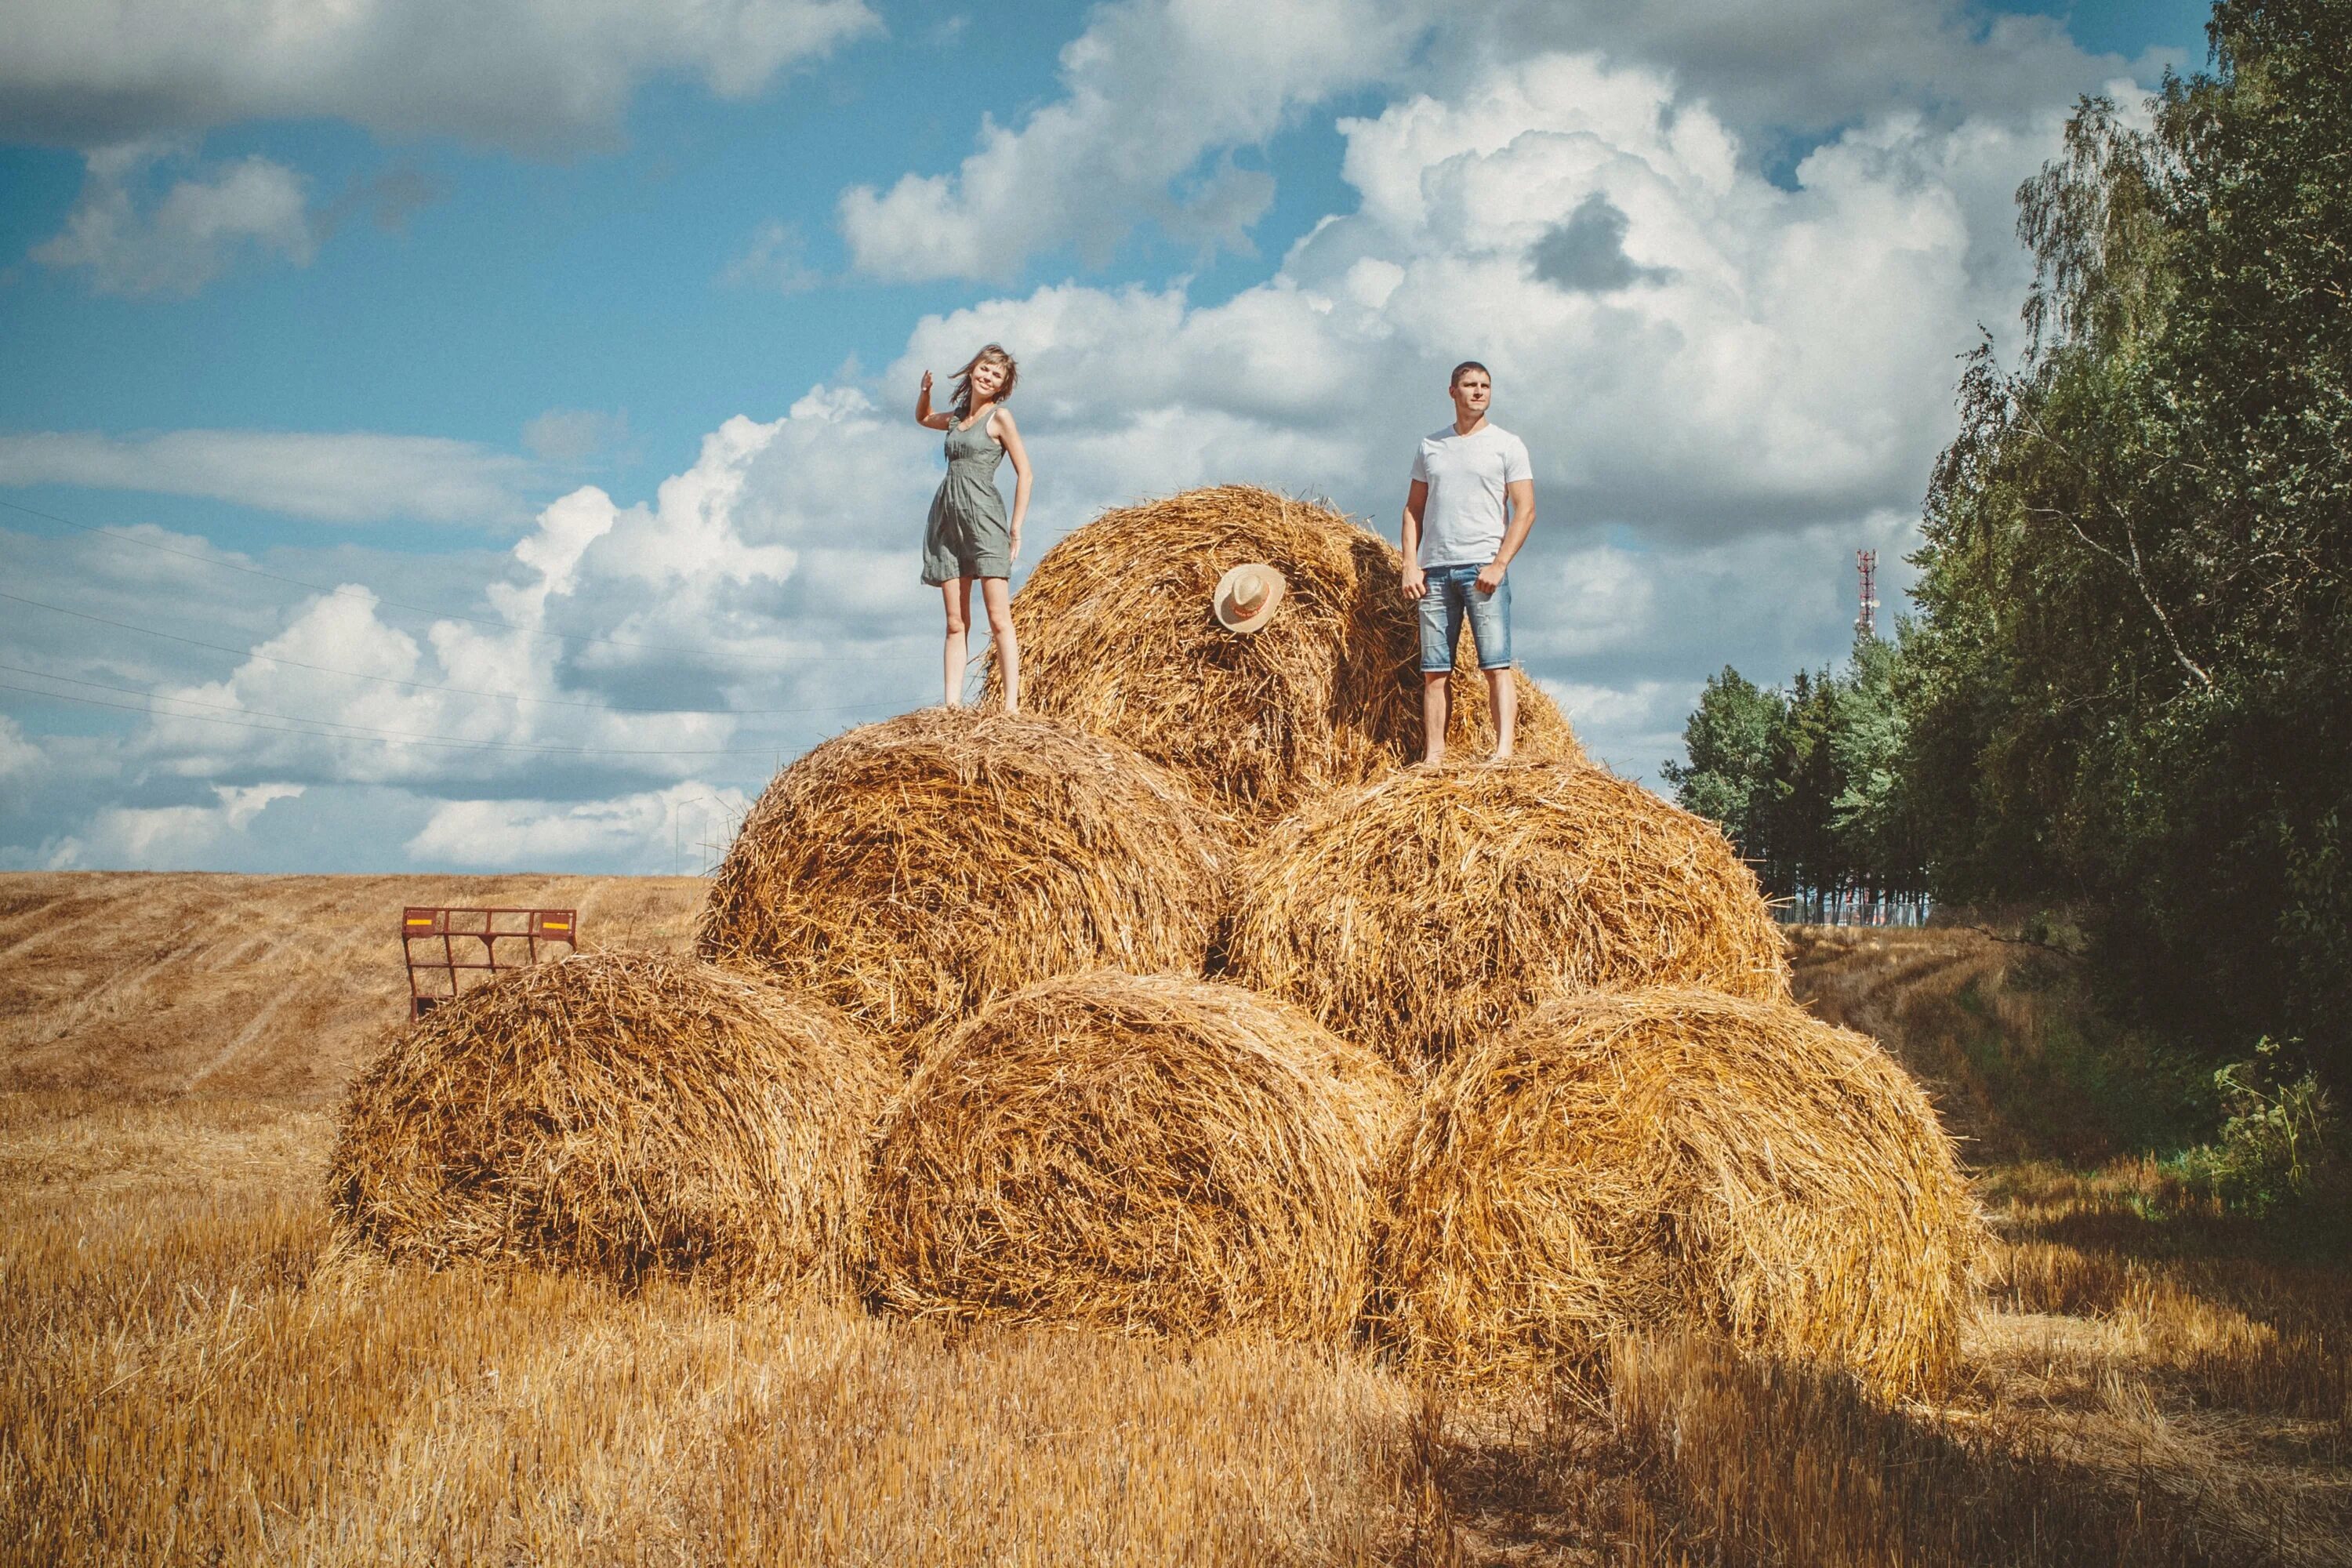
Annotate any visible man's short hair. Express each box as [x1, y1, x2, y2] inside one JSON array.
[[1450, 360, 1490, 388]]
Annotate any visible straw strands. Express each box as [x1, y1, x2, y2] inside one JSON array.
[[1225, 761, 1790, 1075], [328, 952, 892, 1290], [865, 971, 1410, 1341], [1377, 987, 1981, 1397], [988, 485, 1580, 819], [695, 708, 1226, 1038]]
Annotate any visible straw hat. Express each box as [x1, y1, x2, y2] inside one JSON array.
[[1213, 563, 1287, 633]]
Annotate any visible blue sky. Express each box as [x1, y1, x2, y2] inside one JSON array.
[[0, 0, 2212, 872]]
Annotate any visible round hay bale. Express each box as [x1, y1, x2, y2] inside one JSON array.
[[696, 708, 1226, 1037], [1225, 760, 1789, 1074], [866, 971, 1410, 1341], [1378, 987, 1981, 1397], [986, 485, 1581, 819], [328, 951, 892, 1290]]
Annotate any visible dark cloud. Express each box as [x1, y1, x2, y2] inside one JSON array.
[[1530, 195, 1674, 293]]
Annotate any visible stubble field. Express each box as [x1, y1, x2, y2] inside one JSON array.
[[1, 873, 2344, 1564]]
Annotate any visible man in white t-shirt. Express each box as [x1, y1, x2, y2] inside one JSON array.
[[1401, 361, 1536, 764]]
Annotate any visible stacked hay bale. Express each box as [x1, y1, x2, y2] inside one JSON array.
[[1377, 989, 1979, 1399], [329, 952, 891, 1291], [987, 485, 1581, 819], [866, 971, 1407, 1341], [1225, 760, 1789, 1075], [697, 707, 1226, 1041], [328, 481, 1978, 1397]]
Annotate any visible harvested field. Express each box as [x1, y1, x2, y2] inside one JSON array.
[[1225, 761, 1789, 1073], [866, 971, 1409, 1341], [697, 708, 1225, 1041], [0, 871, 700, 1103], [990, 485, 1579, 819], [2, 881, 2345, 1566], [330, 952, 892, 1290], [1377, 986, 1980, 1398]]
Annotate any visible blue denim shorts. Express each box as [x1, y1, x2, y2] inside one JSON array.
[[1417, 563, 1512, 672]]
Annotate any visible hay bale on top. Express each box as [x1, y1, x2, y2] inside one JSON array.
[[985, 485, 1581, 819], [1225, 760, 1788, 1075], [1379, 987, 1980, 1397], [866, 971, 1409, 1341], [697, 708, 1225, 1037], [328, 952, 891, 1290]]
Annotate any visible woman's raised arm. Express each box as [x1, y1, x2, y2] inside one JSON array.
[[914, 369, 952, 430]]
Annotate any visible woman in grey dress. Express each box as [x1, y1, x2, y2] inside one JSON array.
[[916, 343, 1033, 710]]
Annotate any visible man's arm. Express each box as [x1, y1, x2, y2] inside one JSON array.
[[1401, 479, 1430, 601], [1476, 478, 1535, 594]]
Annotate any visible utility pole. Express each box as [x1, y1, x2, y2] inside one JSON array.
[[1855, 550, 1878, 641]]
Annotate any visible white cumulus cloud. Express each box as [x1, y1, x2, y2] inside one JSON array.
[[47, 781, 302, 869], [31, 141, 314, 297], [0, 427, 539, 525], [0, 0, 881, 154], [839, 0, 1425, 281], [406, 780, 750, 872]]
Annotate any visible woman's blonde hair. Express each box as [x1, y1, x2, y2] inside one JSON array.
[[952, 343, 1018, 419]]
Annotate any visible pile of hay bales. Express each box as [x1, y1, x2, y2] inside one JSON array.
[[986, 485, 1581, 819], [328, 952, 891, 1290], [327, 483, 1980, 1399], [865, 971, 1407, 1341], [696, 707, 1225, 1038], [1377, 988, 1978, 1398], [1225, 760, 1790, 1074]]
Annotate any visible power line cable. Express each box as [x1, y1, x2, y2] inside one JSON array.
[[0, 492, 932, 666], [0, 589, 898, 719], [0, 659, 877, 750], [0, 677, 821, 757]]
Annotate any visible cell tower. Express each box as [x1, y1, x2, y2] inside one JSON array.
[[1855, 550, 1878, 641]]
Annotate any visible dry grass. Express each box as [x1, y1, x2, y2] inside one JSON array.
[[1787, 923, 2216, 1163], [0, 1093, 1417, 1567], [1225, 761, 1789, 1074], [5, 884, 2347, 1566], [328, 951, 893, 1290], [697, 708, 1227, 1041], [989, 485, 1580, 820], [0, 871, 701, 1103], [1398, 1160, 2349, 1566], [866, 971, 1409, 1341], [1377, 987, 1980, 1399]]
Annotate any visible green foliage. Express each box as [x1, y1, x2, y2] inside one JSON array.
[[1945, 967, 2216, 1165], [1895, 0, 2352, 1087], [1660, 666, 1781, 861], [1664, 640, 1926, 898], [2166, 1040, 2348, 1220]]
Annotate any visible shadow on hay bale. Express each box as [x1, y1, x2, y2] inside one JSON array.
[[1225, 760, 1789, 1075], [696, 708, 1226, 1040], [1377, 987, 1981, 1399], [865, 971, 1409, 1341], [985, 485, 1581, 819], [328, 952, 891, 1291]]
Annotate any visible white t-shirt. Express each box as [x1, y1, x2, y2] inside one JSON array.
[[1408, 422, 1533, 568]]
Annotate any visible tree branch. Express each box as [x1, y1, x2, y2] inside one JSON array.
[[2015, 405, 2216, 692]]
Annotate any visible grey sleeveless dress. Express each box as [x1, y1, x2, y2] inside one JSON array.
[[920, 416, 1012, 585]]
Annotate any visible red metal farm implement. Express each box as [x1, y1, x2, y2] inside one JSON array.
[[401, 906, 578, 1020]]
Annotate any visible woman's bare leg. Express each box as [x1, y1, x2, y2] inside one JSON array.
[[981, 576, 1019, 713], [942, 579, 973, 706]]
